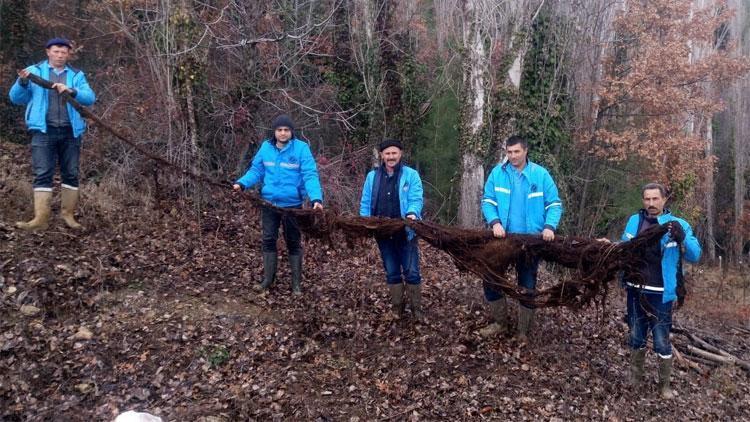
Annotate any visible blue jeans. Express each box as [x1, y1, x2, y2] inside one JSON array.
[[483, 255, 540, 308], [31, 127, 81, 190], [376, 232, 421, 285], [627, 287, 673, 358], [261, 206, 302, 255]]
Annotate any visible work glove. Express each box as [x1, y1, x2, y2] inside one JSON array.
[[668, 221, 685, 243]]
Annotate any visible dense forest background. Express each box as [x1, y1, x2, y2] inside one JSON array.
[[2, 0, 750, 264]]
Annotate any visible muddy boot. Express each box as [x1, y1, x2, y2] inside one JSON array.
[[60, 187, 83, 229], [387, 283, 405, 320], [289, 254, 302, 295], [517, 305, 535, 343], [255, 252, 277, 291], [15, 190, 52, 231], [479, 298, 508, 337], [658, 356, 675, 399], [629, 348, 646, 386], [406, 283, 424, 322]]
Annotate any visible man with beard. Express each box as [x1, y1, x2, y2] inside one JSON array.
[[233, 114, 323, 295], [360, 139, 425, 321]]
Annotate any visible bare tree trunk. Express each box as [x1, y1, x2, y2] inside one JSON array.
[[457, 0, 488, 228], [703, 118, 716, 261], [184, 77, 200, 160], [690, 0, 716, 262], [558, 0, 620, 233], [732, 90, 746, 261], [730, 0, 748, 262]]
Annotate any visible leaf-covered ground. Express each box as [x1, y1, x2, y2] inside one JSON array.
[[1, 144, 749, 421]]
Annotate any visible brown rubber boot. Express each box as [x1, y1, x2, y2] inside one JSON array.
[[479, 298, 509, 337], [387, 283, 405, 320], [289, 254, 302, 295], [60, 187, 83, 229], [15, 190, 52, 231], [517, 305, 535, 343], [629, 348, 646, 386], [406, 283, 424, 321], [658, 356, 675, 399]]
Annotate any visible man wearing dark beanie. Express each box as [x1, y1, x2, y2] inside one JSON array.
[[233, 114, 324, 295], [359, 139, 425, 321]]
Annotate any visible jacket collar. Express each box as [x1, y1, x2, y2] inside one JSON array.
[[268, 137, 296, 151], [638, 208, 672, 220], [377, 161, 403, 177], [502, 158, 532, 177]]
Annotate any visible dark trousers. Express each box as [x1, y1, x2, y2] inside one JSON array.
[[483, 255, 540, 308], [627, 287, 673, 357], [31, 127, 81, 190], [375, 231, 421, 285], [261, 206, 302, 255]]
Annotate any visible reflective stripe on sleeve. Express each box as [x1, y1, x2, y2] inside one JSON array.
[[625, 282, 664, 292]]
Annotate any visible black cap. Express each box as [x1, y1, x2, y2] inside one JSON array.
[[378, 139, 403, 152], [45, 37, 72, 49], [272, 114, 294, 131]]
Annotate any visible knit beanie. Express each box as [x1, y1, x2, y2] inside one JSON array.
[[272, 114, 295, 131]]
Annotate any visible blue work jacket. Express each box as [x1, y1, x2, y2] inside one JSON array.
[[9, 60, 96, 138], [236, 138, 323, 207], [360, 164, 423, 239], [621, 210, 702, 303], [481, 160, 563, 233]]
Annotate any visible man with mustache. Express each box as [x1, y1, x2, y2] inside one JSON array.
[[480, 135, 563, 342], [360, 139, 425, 321], [233, 114, 323, 295], [9, 37, 96, 230], [617, 183, 701, 398]]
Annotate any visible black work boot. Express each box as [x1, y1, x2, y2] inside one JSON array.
[[387, 283, 405, 320], [289, 254, 302, 295], [255, 252, 277, 291]]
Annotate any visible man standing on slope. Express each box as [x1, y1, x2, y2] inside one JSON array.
[[479, 135, 563, 342], [617, 183, 701, 399], [360, 139, 425, 321], [233, 114, 323, 295], [9, 37, 96, 231]]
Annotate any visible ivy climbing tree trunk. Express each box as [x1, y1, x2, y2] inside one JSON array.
[[457, 0, 488, 228]]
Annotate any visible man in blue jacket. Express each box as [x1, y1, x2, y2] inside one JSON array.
[[9, 37, 96, 231], [360, 139, 425, 321], [479, 135, 563, 342], [233, 115, 323, 295], [619, 182, 701, 399]]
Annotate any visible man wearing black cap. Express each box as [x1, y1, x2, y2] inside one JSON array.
[[9, 37, 96, 231], [233, 114, 324, 295], [359, 140, 425, 321]]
